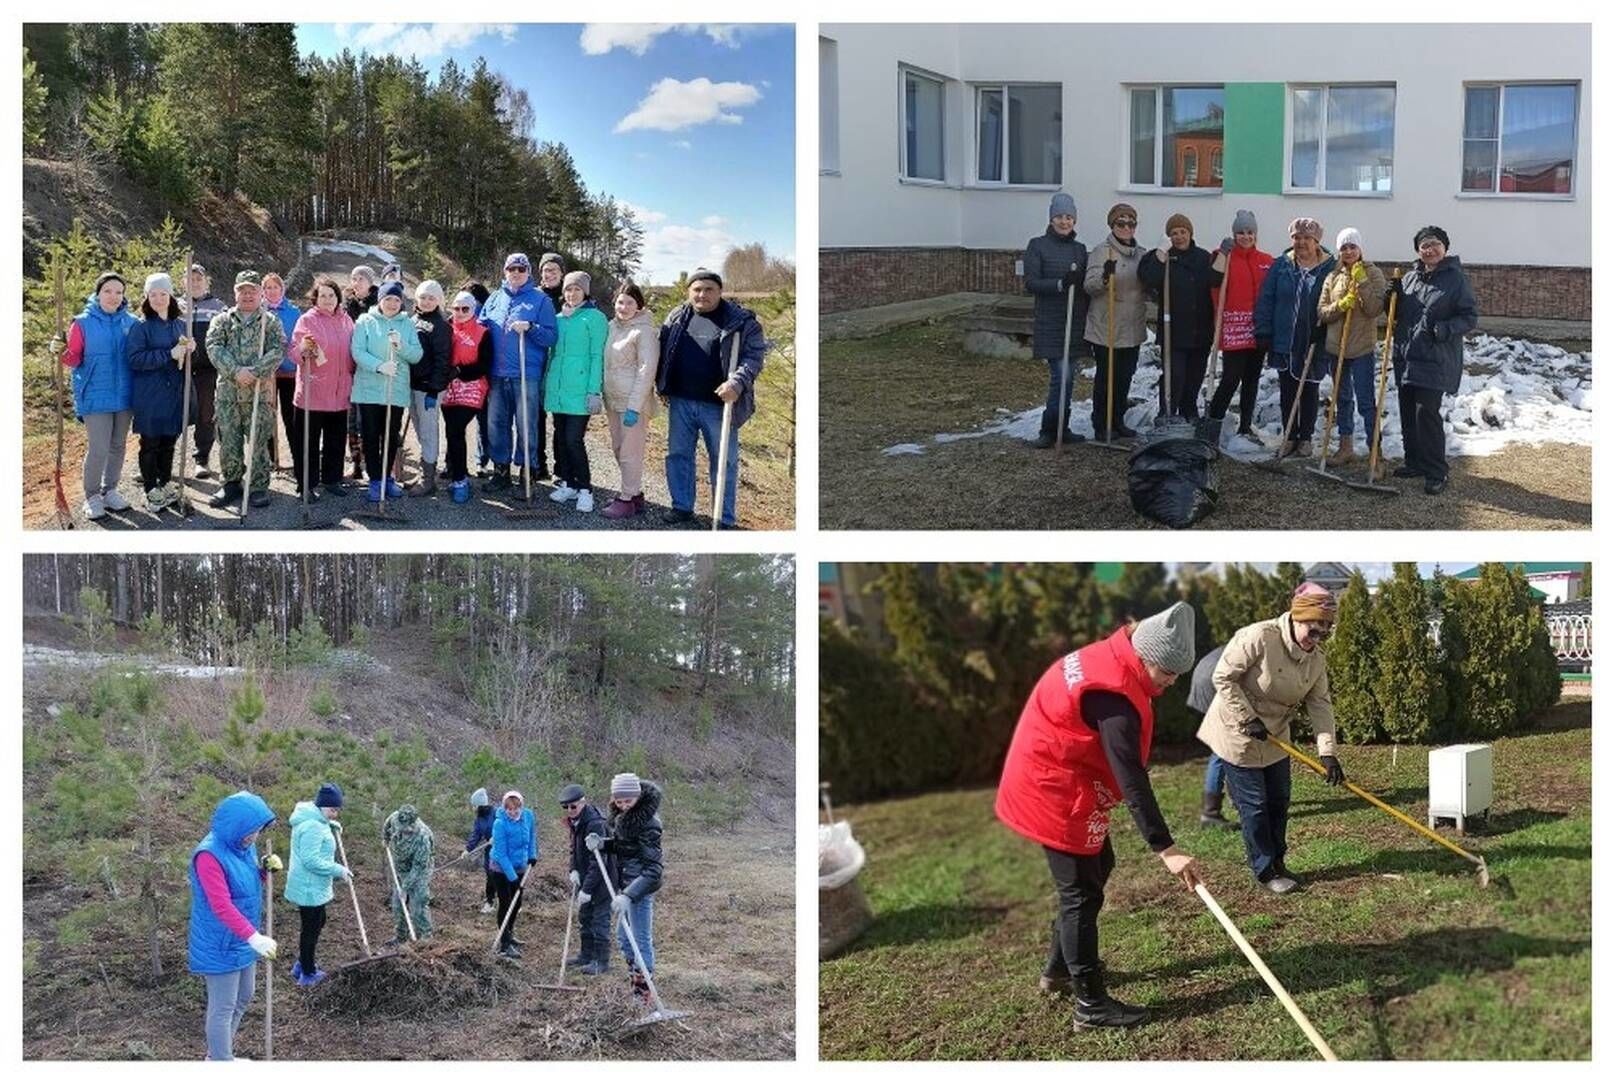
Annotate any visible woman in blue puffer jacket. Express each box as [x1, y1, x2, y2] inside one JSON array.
[[283, 783, 352, 987], [57, 272, 137, 520], [488, 789, 538, 958], [125, 272, 195, 512]]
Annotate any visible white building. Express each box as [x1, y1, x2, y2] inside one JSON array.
[[819, 23, 1590, 317]]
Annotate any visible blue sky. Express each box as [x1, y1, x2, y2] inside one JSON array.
[[295, 23, 794, 283]]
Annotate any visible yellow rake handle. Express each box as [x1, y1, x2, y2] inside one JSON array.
[[1268, 734, 1486, 871]]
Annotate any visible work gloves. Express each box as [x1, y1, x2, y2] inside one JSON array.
[[577, 891, 592, 906], [247, 933, 279, 960], [585, 393, 603, 415], [1219, 238, 1234, 255], [1321, 755, 1345, 786], [568, 869, 580, 889], [339, 866, 354, 882], [414, 317, 433, 333], [612, 893, 632, 916], [1063, 260, 1083, 281], [623, 409, 639, 427], [424, 395, 437, 410], [511, 320, 530, 334], [377, 360, 398, 377], [1350, 263, 1368, 284], [1336, 291, 1358, 313], [1243, 717, 1270, 741], [261, 853, 283, 873], [584, 832, 604, 853], [1101, 258, 1117, 283], [1387, 276, 1404, 301]]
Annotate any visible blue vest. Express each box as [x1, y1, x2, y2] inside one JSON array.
[[187, 792, 273, 975], [72, 298, 136, 417]]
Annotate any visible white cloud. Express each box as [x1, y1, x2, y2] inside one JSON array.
[[638, 221, 737, 284], [579, 23, 755, 56], [335, 23, 518, 61], [614, 78, 761, 133], [617, 200, 668, 226], [672, 140, 692, 150], [701, 215, 728, 228]]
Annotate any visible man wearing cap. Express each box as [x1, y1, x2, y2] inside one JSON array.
[[1254, 217, 1334, 457], [465, 787, 496, 914], [179, 263, 227, 479], [478, 253, 558, 495], [203, 270, 287, 510], [489, 789, 538, 958], [1198, 583, 1344, 894], [1139, 213, 1216, 420], [995, 603, 1205, 1030], [381, 803, 435, 943], [1022, 192, 1089, 446], [559, 784, 613, 973], [656, 268, 768, 527]]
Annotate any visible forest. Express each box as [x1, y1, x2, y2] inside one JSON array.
[[23, 23, 645, 278]]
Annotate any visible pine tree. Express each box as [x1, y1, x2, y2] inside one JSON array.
[[23, 48, 50, 154], [1325, 569, 1384, 743], [1372, 563, 1447, 742]]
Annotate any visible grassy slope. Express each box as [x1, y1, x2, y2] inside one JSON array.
[[821, 701, 1591, 1060], [819, 322, 1590, 531]]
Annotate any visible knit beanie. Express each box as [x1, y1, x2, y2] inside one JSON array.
[[1290, 582, 1338, 624], [687, 268, 723, 287], [610, 772, 643, 800], [381, 263, 402, 281], [558, 784, 585, 806], [1107, 203, 1138, 227], [350, 265, 376, 284], [1335, 228, 1364, 252], [416, 279, 445, 304], [452, 290, 478, 312], [92, 271, 126, 297], [469, 787, 489, 808], [377, 280, 404, 300], [315, 782, 344, 808], [143, 272, 174, 297], [1413, 225, 1450, 251], [563, 271, 592, 296], [1165, 213, 1194, 236], [1049, 192, 1077, 221], [1289, 217, 1323, 241], [1130, 602, 1196, 674], [539, 252, 565, 271], [1231, 209, 1258, 234]]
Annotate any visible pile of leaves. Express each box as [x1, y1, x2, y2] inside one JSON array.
[[305, 942, 514, 1020]]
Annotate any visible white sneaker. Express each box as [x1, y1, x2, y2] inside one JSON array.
[[145, 486, 168, 511], [102, 488, 131, 512], [480, 901, 496, 915], [575, 489, 594, 512], [85, 494, 107, 520], [549, 482, 578, 503]]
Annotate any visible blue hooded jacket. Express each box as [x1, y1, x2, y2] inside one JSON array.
[[71, 294, 137, 418], [188, 791, 276, 975], [1253, 249, 1335, 374], [268, 298, 302, 375], [479, 280, 557, 381], [466, 808, 495, 874], [489, 803, 537, 877], [125, 313, 194, 437]]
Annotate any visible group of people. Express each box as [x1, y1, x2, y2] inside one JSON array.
[[56, 251, 767, 526], [1024, 193, 1479, 494], [996, 584, 1343, 1030], [187, 773, 666, 1061]]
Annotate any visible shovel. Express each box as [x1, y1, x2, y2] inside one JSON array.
[[1269, 734, 1490, 889], [1250, 338, 1321, 473], [1349, 268, 1403, 496], [50, 260, 74, 529], [489, 864, 532, 955], [354, 337, 409, 525], [1306, 308, 1355, 486], [1053, 285, 1078, 454], [333, 825, 372, 958], [594, 854, 690, 1033], [1087, 265, 1131, 453]]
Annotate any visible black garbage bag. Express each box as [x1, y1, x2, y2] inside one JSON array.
[[1127, 425, 1220, 529]]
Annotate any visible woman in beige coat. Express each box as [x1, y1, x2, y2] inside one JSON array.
[[1316, 227, 1388, 465], [1082, 203, 1149, 441], [599, 281, 659, 519], [1196, 583, 1345, 894]]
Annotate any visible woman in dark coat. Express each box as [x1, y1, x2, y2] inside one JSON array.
[[125, 272, 195, 511], [1023, 192, 1089, 446], [1389, 225, 1478, 495], [1138, 213, 1215, 420], [1254, 218, 1335, 456], [587, 773, 664, 1008]]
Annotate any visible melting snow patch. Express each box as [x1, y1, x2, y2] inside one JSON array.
[[23, 644, 244, 678], [305, 240, 398, 266], [887, 332, 1590, 464]]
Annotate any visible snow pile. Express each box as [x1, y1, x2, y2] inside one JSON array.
[[305, 239, 398, 266], [23, 644, 243, 678], [881, 332, 1591, 463]]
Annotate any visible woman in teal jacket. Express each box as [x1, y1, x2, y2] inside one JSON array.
[[350, 281, 423, 501], [544, 271, 607, 513], [283, 783, 351, 986]]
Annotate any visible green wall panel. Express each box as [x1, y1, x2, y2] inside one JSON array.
[[1223, 82, 1284, 195]]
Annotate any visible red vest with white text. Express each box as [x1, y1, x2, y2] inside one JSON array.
[[442, 320, 489, 409]]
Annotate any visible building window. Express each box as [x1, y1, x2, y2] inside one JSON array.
[[1211, 147, 1223, 184], [819, 36, 840, 174], [975, 83, 1061, 185], [1127, 85, 1224, 189], [1462, 82, 1578, 195], [901, 66, 946, 182], [1290, 84, 1395, 193]]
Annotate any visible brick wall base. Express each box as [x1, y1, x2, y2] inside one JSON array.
[[821, 246, 1591, 321]]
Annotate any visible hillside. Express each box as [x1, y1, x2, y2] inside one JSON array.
[[21, 615, 796, 1060]]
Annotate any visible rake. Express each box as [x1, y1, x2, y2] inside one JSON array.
[[528, 886, 583, 993], [1053, 284, 1078, 454], [353, 337, 409, 525], [1087, 267, 1132, 453], [1305, 308, 1355, 486], [51, 260, 74, 529], [594, 850, 690, 1033], [1347, 268, 1404, 497], [333, 825, 373, 958]]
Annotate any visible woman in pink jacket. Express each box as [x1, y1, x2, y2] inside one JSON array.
[[287, 277, 357, 500]]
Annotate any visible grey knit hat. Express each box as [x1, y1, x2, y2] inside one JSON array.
[[539, 252, 565, 270], [1231, 209, 1258, 234], [1048, 192, 1077, 221], [470, 787, 489, 807], [610, 772, 642, 800], [563, 270, 591, 296], [1131, 602, 1196, 674]]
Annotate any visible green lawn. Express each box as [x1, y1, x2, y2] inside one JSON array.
[[820, 700, 1591, 1060]]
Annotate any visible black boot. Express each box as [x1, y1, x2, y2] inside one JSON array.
[[1199, 791, 1240, 831], [486, 465, 512, 492], [1273, 858, 1307, 886], [1070, 967, 1151, 1030], [208, 481, 243, 508]]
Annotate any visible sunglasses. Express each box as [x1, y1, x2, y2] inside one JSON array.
[[452, 305, 472, 312], [562, 802, 583, 810], [1417, 240, 1444, 251], [506, 266, 529, 274], [1113, 218, 1136, 227]]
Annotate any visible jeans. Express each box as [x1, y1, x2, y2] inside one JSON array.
[[665, 398, 739, 526], [1039, 356, 1073, 439], [486, 372, 543, 469], [202, 962, 256, 1060], [616, 892, 655, 974], [552, 413, 592, 491], [1335, 353, 1376, 440], [476, 410, 491, 470], [1087, 343, 1139, 438], [409, 390, 440, 466], [1219, 756, 1291, 881], [297, 903, 326, 976], [82, 409, 132, 498], [1399, 383, 1448, 480], [1208, 347, 1265, 434], [1204, 753, 1226, 795], [1042, 839, 1114, 979]]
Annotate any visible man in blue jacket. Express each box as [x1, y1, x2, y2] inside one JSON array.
[[478, 253, 557, 496], [656, 269, 767, 528]]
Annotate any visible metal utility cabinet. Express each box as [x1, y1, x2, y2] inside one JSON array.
[[1427, 743, 1493, 831]]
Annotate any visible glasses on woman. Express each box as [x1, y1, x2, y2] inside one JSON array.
[[452, 305, 472, 312], [1113, 219, 1136, 228], [506, 266, 528, 274], [1417, 240, 1444, 252]]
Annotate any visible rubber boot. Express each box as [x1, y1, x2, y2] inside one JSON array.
[[1071, 967, 1150, 1030], [630, 968, 654, 1009], [1199, 791, 1240, 831], [409, 461, 437, 497], [1329, 434, 1355, 466]]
